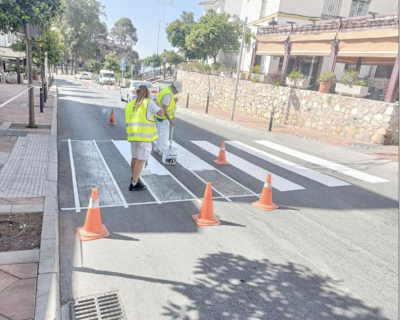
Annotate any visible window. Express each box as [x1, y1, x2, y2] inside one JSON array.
[[260, 0, 268, 19], [321, 0, 343, 19], [349, 0, 371, 17]]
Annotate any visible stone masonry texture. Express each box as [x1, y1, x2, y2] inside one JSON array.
[[177, 70, 399, 145]]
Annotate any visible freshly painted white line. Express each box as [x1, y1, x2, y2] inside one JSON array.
[[68, 139, 81, 213], [92, 140, 129, 208], [113, 140, 199, 203], [192, 141, 305, 192], [255, 140, 389, 184], [227, 141, 349, 187], [139, 175, 162, 204], [189, 170, 232, 202], [173, 142, 259, 196]]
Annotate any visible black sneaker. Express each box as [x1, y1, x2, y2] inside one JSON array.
[[129, 180, 147, 191]]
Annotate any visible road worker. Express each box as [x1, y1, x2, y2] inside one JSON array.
[[154, 80, 182, 155], [125, 85, 164, 191]]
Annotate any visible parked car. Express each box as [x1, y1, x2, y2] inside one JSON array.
[[99, 69, 116, 85], [120, 81, 159, 102], [75, 72, 91, 80]]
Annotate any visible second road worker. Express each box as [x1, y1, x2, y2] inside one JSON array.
[[125, 84, 164, 191], [154, 81, 183, 155]]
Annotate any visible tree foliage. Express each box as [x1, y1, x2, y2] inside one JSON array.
[[161, 50, 185, 66], [88, 60, 103, 73], [110, 18, 138, 46], [143, 54, 162, 68], [166, 11, 197, 61], [0, 0, 64, 33], [186, 10, 244, 62], [103, 52, 119, 73]]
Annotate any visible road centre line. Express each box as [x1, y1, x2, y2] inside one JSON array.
[[59, 193, 259, 211], [192, 141, 305, 192], [227, 141, 349, 187], [92, 140, 129, 208], [254, 140, 389, 184], [68, 139, 81, 213]]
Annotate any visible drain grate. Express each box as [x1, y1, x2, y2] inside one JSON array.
[[73, 291, 125, 320]]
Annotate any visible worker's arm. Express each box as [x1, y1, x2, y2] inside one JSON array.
[[162, 104, 175, 127], [156, 108, 164, 118]]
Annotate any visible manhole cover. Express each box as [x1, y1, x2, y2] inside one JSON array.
[[73, 291, 125, 320]]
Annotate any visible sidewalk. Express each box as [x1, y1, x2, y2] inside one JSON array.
[[0, 83, 58, 320], [176, 100, 399, 162]]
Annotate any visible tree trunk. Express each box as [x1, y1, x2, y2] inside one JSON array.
[[25, 21, 36, 128]]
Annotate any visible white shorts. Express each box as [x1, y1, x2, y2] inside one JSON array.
[[130, 142, 152, 160]]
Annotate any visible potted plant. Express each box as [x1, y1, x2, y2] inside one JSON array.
[[317, 71, 336, 93], [335, 69, 369, 98], [211, 62, 220, 75], [265, 72, 286, 86], [32, 67, 39, 80], [251, 64, 261, 80], [252, 75, 260, 83], [219, 66, 231, 77], [286, 68, 309, 89]]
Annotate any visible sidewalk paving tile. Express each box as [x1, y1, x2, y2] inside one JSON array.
[[0, 263, 37, 279], [0, 270, 18, 291]]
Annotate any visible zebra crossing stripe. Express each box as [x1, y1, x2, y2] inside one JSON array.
[[226, 141, 349, 187], [192, 141, 305, 192], [255, 140, 389, 184]]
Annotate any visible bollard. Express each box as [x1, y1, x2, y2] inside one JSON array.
[[44, 82, 47, 102], [186, 93, 189, 109], [268, 108, 274, 131], [206, 94, 209, 114], [40, 88, 44, 113]]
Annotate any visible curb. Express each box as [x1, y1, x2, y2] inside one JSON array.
[[34, 83, 60, 320]]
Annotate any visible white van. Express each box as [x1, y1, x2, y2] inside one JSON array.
[[99, 70, 116, 85]]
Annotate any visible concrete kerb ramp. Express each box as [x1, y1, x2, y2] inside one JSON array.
[[34, 83, 61, 320]]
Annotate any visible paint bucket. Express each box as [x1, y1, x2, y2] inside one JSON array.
[[162, 147, 177, 165]]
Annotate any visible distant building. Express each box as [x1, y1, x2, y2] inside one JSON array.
[[0, 31, 25, 72], [199, 0, 398, 81]]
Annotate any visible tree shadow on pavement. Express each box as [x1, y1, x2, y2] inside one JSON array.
[[162, 252, 390, 320]]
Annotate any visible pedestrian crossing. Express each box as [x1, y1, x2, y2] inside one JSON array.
[[60, 139, 389, 211]]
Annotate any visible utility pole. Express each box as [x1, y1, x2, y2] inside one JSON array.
[[24, 21, 35, 128]]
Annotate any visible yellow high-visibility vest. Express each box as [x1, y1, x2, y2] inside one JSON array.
[[155, 85, 175, 120], [125, 98, 158, 142]]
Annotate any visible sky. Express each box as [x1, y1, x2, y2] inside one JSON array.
[[98, 0, 204, 59]]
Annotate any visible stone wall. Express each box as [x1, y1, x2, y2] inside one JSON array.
[[367, 78, 390, 93], [177, 70, 399, 145]]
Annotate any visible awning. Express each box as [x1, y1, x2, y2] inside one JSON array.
[[290, 32, 336, 56], [256, 35, 288, 56], [337, 28, 398, 40], [337, 56, 397, 65], [338, 37, 398, 58], [0, 46, 25, 59]]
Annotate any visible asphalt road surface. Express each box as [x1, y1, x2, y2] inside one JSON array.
[[57, 76, 398, 320]]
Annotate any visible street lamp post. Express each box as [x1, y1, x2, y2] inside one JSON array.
[[229, 17, 248, 121], [163, 49, 167, 79]]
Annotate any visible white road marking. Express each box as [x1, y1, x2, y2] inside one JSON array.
[[112, 140, 199, 203], [192, 141, 305, 192], [255, 140, 389, 184], [92, 140, 129, 208], [68, 139, 81, 213], [227, 141, 349, 187]]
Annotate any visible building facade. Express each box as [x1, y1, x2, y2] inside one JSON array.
[[0, 31, 25, 73], [199, 0, 398, 83]]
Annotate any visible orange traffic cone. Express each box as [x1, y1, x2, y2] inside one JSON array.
[[252, 173, 279, 211], [114, 85, 117, 89], [77, 189, 110, 241], [193, 183, 220, 226], [213, 141, 229, 165], [109, 109, 117, 125]]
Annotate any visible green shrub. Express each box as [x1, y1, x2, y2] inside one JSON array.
[[274, 81, 281, 86], [32, 67, 39, 75], [354, 80, 367, 86], [220, 66, 227, 72], [211, 62, 221, 70], [233, 68, 237, 73], [318, 71, 336, 84], [253, 64, 260, 73], [252, 75, 260, 83], [340, 69, 359, 85], [287, 68, 304, 80]]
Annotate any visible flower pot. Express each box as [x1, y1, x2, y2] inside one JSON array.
[[33, 74, 39, 80], [233, 72, 246, 80], [286, 78, 310, 89], [335, 83, 368, 98], [319, 83, 332, 93]]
